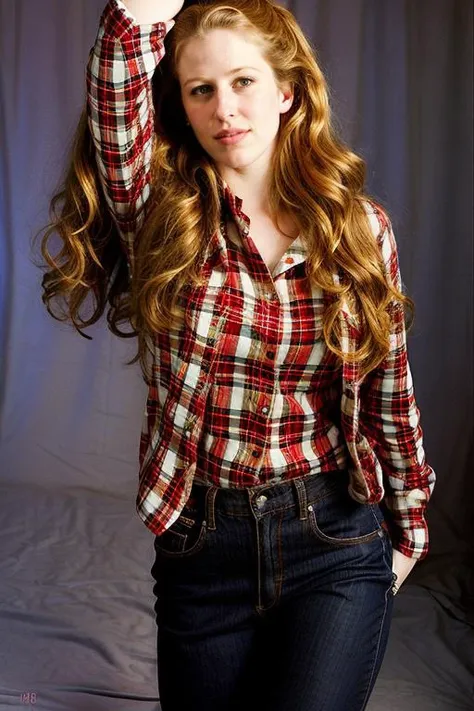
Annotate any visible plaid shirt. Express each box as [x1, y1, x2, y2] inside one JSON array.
[[86, 0, 436, 560]]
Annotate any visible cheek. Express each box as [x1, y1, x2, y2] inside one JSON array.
[[187, 107, 209, 132], [249, 94, 280, 122]]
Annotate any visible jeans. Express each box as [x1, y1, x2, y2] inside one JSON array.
[[150, 468, 397, 711]]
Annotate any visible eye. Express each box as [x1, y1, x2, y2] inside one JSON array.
[[190, 84, 212, 96], [237, 77, 254, 88], [190, 77, 255, 96]]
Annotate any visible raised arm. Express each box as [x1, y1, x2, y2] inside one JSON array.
[[86, 0, 183, 278]]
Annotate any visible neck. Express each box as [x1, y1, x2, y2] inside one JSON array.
[[218, 158, 272, 216]]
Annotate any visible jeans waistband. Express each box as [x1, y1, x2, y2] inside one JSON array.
[[189, 469, 349, 530]]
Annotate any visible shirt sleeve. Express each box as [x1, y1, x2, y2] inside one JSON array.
[[86, 0, 171, 278], [359, 205, 437, 561]]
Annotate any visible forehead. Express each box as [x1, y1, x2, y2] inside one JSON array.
[[177, 29, 269, 80]]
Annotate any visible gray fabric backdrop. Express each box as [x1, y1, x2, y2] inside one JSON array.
[[0, 2, 472, 705]]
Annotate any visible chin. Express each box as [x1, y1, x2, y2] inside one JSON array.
[[223, 157, 252, 170], [221, 150, 258, 169]]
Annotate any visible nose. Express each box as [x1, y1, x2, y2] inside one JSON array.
[[213, 87, 237, 121]]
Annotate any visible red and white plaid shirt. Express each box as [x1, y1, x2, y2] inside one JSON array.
[[86, 0, 436, 560]]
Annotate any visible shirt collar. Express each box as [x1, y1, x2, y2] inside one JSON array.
[[216, 178, 306, 274], [219, 178, 246, 223]]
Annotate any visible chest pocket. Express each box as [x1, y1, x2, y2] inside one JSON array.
[[158, 273, 230, 396]]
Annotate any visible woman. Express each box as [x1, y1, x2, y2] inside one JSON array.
[[34, 0, 436, 709]]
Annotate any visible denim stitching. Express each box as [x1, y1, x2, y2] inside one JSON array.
[[359, 587, 391, 710], [307, 505, 382, 546], [256, 512, 285, 614]]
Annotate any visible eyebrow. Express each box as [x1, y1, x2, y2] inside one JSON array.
[[184, 66, 261, 87]]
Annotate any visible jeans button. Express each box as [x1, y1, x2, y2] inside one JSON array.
[[255, 494, 268, 509]]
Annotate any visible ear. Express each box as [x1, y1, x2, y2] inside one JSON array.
[[279, 82, 294, 115]]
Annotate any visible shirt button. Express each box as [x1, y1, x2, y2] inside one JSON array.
[[261, 406, 269, 415], [252, 450, 260, 458], [266, 351, 275, 360]]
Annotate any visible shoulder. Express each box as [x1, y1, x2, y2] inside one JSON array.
[[360, 198, 391, 238]]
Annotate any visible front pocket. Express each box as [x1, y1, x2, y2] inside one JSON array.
[[154, 509, 208, 558], [307, 487, 383, 546]]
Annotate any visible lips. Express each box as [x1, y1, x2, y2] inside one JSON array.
[[214, 129, 248, 139]]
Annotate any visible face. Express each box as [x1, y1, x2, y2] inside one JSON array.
[[177, 29, 293, 179]]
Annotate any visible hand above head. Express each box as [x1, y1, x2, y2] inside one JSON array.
[[161, 0, 186, 20], [122, 0, 185, 24]]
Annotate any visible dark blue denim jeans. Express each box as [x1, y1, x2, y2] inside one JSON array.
[[150, 469, 397, 711]]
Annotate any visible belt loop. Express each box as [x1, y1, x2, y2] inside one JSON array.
[[205, 486, 218, 531], [293, 478, 308, 521]]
